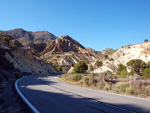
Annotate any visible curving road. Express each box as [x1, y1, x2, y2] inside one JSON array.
[[15, 75, 150, 113]]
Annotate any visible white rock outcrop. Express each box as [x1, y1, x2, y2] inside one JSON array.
[[92, 42, 150, 73]]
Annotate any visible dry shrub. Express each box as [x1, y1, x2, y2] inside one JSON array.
[[72, 74, 83, 82], [127, 87, 135, 95], [119, 83, 129, 92], [104, 84, 112, 91], [96, 82, 105, 90], [83, 76, 90, 86]]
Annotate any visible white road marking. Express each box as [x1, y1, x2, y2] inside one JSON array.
[[15, 77, 40, 113]]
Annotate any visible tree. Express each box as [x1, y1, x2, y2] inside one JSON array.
[[143, 68, 150, 79], [74, 61, 88, 73], [116, 64, 127, 75], [56, 65, 62, 72], [126, 59, 146, 76], [144, 39, 148, 42], [90, 65, 94, 71], [146, 61, 150, 68], [94, 60, 103, 68]]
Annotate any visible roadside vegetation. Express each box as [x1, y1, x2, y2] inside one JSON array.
[[58, 59, 150, 98]]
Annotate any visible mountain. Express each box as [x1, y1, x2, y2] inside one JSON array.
[[40, 35, 98, 68], [44, 35, 91, 55], [3, 28, 57, 43]]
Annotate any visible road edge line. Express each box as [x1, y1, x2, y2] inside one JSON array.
[[15, 77, 40, 113]]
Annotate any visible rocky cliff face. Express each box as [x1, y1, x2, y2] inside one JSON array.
[[3, 28, 57, 43], [44, 35, 92, 56], [41, 35, 99, 67]]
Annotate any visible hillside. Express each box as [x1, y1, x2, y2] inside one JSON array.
[[0, 33, 58, 84], [2, 28, 57, 43], [92, 42, 150, 73], [0, 32, 59, 113]]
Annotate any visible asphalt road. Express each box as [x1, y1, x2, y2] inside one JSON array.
[[16, 75, 150, 113]]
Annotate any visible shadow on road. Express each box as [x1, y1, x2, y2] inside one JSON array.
[[17, 75, 150, 113]]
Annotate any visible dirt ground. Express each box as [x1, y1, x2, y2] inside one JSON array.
[[0, 82, 32, 113]]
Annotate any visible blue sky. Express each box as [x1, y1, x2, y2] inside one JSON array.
[[0, 0, 150, 51]]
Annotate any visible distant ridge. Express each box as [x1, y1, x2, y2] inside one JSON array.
[[2, 28, 57, 43]]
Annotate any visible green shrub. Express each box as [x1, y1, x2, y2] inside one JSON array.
[[2, 37, 10, 43], [74, 60, 88, 73], [128, 71, 134, 76], [71, 62, 74, 67], [143, 68, 150, 79], [116, 64, 127, 75], [144, 39, 148, 42], [71, 72, 75, 74], [109, 58, 114, 61], [72, 74, 83, 81], [12, 45, 18, 49], [146, 61, 150, 68], [94, 60, 103, 68], [104, 55, 108, 59], [49, 61, 53, 65], [126, 59, 146, 76], [120, 70, 127, 78], [56, 65, 62, 72]]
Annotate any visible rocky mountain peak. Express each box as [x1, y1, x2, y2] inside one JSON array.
[[59, 35, 85, 49], [44, 35, 91, 55], [101, 48, 116, 55], [60, 35, 72, 40]]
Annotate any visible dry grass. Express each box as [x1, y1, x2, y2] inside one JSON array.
[[58, 73, 150, 99]]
